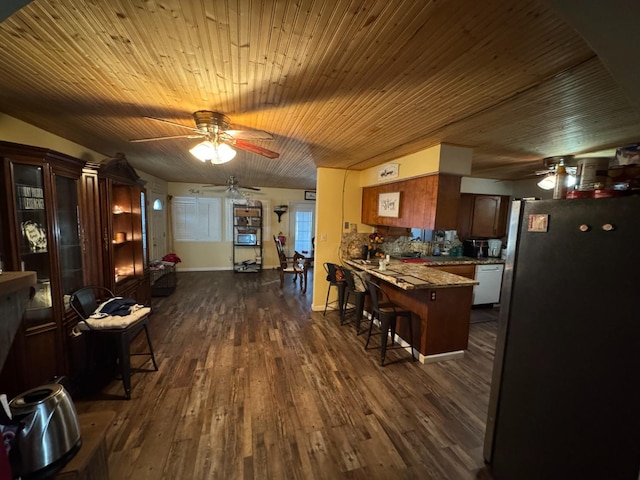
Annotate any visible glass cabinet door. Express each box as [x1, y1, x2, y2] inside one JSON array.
[[55, 175, 84, 298], [13, 164, 52, 329]]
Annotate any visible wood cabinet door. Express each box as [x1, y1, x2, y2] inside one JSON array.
[[456, 194, 511, 239], [361, 174, 460, 230], [472, 195, 502, 237]]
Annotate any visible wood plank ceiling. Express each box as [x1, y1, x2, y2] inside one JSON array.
[[0, 0, 638, 189]]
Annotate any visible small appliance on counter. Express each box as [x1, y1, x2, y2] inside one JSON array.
[[487, 239, 502, 257], [9, 381, 81, 479], [463, 238, 489, 259]]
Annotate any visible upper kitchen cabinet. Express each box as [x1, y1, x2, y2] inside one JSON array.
[[97, 153, 150, 304], [0, 141, 85, 396], [456, 193, 511, 239], [362, 173, 461, 230]]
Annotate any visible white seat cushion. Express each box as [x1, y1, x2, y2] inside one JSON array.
[[78, 305, 151, 330]]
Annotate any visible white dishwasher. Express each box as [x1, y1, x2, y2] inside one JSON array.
[[473, 263, 505, 305]]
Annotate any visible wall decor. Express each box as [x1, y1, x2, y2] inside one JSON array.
[[304, 190, 316, 201], [377, 163, 399, 181], [378, 192, 400, 217]]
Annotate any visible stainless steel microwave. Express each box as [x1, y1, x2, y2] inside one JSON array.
[[236, 233, 257, 245]]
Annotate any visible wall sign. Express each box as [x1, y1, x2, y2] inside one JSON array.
[[304, 191, 316, 201], [378, 192, 400, 217], [377, 163, 399, 181]]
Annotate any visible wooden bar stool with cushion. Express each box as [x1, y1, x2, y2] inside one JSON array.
[[69, 286, 158, 399], [364, 280, 416, 366], [323, 262, 346, 317], [341, 267, 369, 333]]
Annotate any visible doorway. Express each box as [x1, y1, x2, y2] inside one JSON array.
[[289, 202, 315, 256], [149, 191, 167, 261]]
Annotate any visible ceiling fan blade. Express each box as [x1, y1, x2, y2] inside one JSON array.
[[129, 134, 205, 143], [232, 139, 280, 159], [237, 185, 261, 191], [144, 116, 200, 132], [226, 129, 273, 140]]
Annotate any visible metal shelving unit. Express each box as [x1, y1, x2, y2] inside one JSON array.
[[232, 202, 262, 273]]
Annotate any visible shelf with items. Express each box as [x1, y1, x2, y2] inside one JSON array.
[[0, 140, 86, 397], [97, 153, 150, 302], [233, 202, 263, 272]]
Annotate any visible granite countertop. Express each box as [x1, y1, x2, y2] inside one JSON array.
[[393, 255, 505, 266], [345, 259, 479, 290]]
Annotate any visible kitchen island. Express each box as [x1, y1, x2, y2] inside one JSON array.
[[345, 258, 481, 362]]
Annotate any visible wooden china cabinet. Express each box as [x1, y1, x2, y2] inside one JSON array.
[[97, 153, 150, 304], [0, 141, 86, 397]]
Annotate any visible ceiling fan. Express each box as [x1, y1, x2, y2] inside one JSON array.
[[202, 175, 262, 199], [130, 110, 280, 162], [530, 156, 577, 190]]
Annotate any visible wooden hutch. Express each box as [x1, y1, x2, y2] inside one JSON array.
[[0, 143, 149, 397]]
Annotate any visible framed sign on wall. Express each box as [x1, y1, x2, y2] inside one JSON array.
[[304, 191, 316, 201], [378, 192, 400, 217]]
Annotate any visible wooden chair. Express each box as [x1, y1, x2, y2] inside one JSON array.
[[365, 280, 416, 366], [274, 236, 306, 293], [69, 286, 158, 399]]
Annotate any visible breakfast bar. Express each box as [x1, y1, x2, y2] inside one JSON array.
[[345, 259, 478, 362]]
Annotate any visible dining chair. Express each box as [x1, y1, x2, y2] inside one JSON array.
[[365, 280, 416, 366], [274, 236, 306, 293], [69, 286, 158, 399]]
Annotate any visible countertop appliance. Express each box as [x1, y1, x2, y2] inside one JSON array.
[[462, 238, 488, 258], [483, 196, 640, 480], [473, 263, 504, 305], [9, 383, 81, 479], [487, 239, 502, 257]]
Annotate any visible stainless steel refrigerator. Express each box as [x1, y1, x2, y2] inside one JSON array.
[[483, 196, 640, 480]]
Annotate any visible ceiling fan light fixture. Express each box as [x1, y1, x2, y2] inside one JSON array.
[[189, 140, 236, 164], [537, 174, 556, 190]]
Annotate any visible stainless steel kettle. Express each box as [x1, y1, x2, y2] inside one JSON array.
[[9, 383, 82, 478]]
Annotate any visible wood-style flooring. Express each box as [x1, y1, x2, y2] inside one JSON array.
[[74, 270, 498, 480]]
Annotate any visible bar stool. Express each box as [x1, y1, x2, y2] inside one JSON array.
[[341, 267, 369, 333], [323, 262, 346, 317], [69, 286, 158, 399], [365, 280, 416, 366]]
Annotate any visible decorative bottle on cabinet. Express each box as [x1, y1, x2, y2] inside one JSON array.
[[553, 165, 568, 199]]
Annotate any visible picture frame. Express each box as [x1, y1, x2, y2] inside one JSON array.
[[378, 192, 400, 217], [304, 190, 316, 201], [377, 163, 399, 181]]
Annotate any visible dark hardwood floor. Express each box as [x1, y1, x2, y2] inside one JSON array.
[[74, 270, 498, 480]]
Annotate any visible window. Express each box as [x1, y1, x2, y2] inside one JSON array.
[[152, 198, 163, 211], [172, 196, 222, 242]]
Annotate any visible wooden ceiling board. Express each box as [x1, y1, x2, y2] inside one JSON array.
[[0, 0, 638, 190]]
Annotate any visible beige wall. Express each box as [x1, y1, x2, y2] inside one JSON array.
[[167, 182, 312, 271], [0, 113, 105, 162]]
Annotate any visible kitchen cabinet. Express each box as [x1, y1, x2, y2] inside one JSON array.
[[456, 194, 510, 239], [362, 173, 461, 229], [0, 141, 85, 397]]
